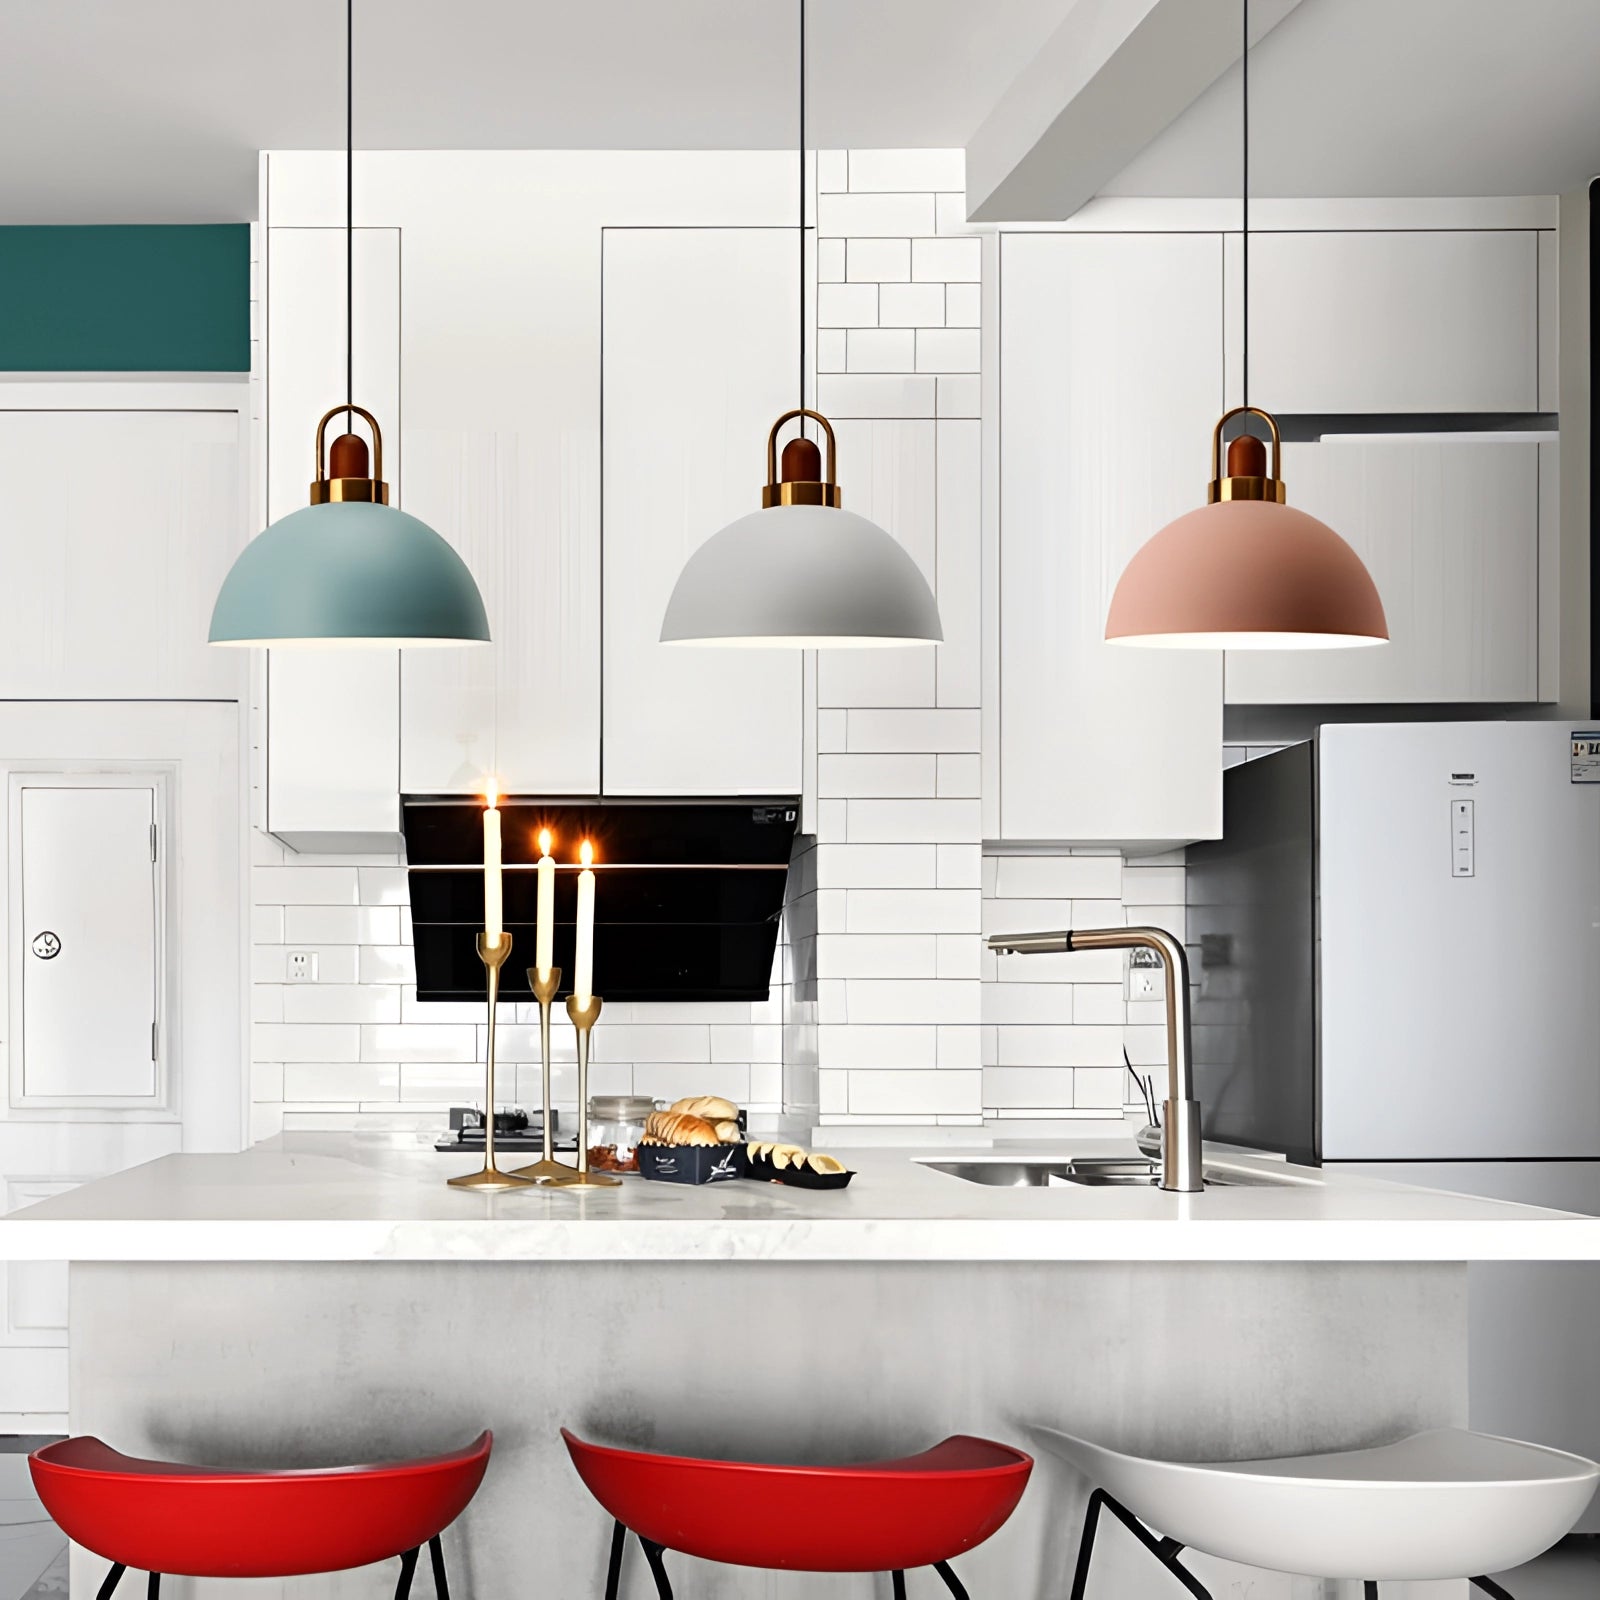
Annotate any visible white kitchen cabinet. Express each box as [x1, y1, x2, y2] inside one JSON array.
[[264, 226, 404, 848], [0, 404, 245, 700], [997, 232, 1223, 845], [1223, 440, 1540, 704], [1246, 230, 1540, 413], [601, 227, 802, 796]]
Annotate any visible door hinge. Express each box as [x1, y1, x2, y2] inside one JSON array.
[[150, 822, 158, 863]]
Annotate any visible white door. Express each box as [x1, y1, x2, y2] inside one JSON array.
[[601, 227, 803, 796], [997, 231, 1223, 844], [17, 783, 160, 1104], [1224, 439, 1540, 704]]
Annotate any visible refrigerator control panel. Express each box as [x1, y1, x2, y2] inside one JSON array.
[[1451, 799, 1475, 878]]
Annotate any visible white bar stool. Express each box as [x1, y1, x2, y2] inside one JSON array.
[[1037, 1425, 1599, 1599]]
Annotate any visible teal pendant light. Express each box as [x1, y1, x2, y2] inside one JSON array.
[[209, 0, 489, 649]]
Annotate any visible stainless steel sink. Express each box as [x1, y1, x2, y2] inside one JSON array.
[[919, 1157, 1311, 1189]]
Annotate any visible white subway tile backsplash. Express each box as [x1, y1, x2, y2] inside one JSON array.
[[359, 944, 415, 984], [817, 935, 938, 980], [254, 867, 356, 906], [996, 1025, 1124, 1067], [983, 1067, 1076, 1110], [817, 149, 848, 192], [848, 1069, 979, 1116], [935, 935, 982, 981], [911, 236, 981, 282], [282, 984, 400, 1025], [1072, 985, 1126, 1025], [845, 890, 981, 934], [818, 753, 937, 798], [935, 375, 981, 418], [848, 149, 965, 193], [1075, 1068, 1127, 1110], [993, 856, 1123, 900], [846, 708, 978, 753], [916, 328, 980, 373], [252, 905, 285, 942], [935, 844, 982, 888], [816, 374, 937, 420], [1121, 867, 1186, 906], [818, 238, 846, 281], [935, 193, 977, 235], [253, 1022, 359, 1063], [985, 983, 1076, 1026], [847, 237, 911, 281], [815, 844, 938, 890], [817, 328, 847, 372], [935, 754, 981, 797], [818, 1025, 937, 1069], [944, 283, 980, 327], [632, 1063, 751, 1104], [819, 709, 848, 751], [818, 192, 937, 238], [848, 798, 981, 843], [847, 328, 915, 372], [878, 282, 946, 327], [818, 282, 879, 328], [283, 1062, 401, 1102], [357, 867, 409, 905], [361, 1024, 476, 1064], [844, 979, 980, 1025], [936, 1024, 983, 1067]]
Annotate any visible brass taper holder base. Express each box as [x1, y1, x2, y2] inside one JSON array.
[[509, 965, 573, 1183], [448, 931, 535, 1191], [541, 993, 621, 1189]]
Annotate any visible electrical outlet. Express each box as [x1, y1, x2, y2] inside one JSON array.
[[287, 951, 318, 982], [1129, 966, 1161, 1001]]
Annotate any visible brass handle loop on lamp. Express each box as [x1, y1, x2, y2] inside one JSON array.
[[762, 408, 843, 510], [310, 404, 390, 505], [1207, 403, 1286, 505], [1210, 404, 1281, 481]]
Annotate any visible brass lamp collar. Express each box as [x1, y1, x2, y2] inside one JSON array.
[[309, 404, 391, 506], [761, 407, 843, 509], [1207, 404, 1287, 505]]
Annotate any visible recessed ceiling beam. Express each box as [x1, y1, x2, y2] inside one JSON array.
[[965, 0, 1304, 223]]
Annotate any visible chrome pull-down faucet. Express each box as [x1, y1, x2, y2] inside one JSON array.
[[985, 925, 1202, 1192]]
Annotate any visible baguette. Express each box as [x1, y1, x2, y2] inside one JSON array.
[[641, 1109, 720, 1147], [712, 1119, 740, 1143], [670, 1094, 739, 1122]]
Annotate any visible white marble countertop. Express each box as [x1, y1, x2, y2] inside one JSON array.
[[3, 1131, 1598, 1263]]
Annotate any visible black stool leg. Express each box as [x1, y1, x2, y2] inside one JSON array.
[[1471, 1579, 1517, 1600], [604, 1521, 626, 1600], [1365, 1584, 1379, 1600], [427, 1535, 450, 1600], [1070, 1487, 1214, 1600], [394, 1546, 420, 1600], [95, 1565, 125, 1600], [638, 1536, 673, 1600], [146, 1576, 160, 1600], [933, 1559, 970, 1599], [891, 1572, 907, 1600]]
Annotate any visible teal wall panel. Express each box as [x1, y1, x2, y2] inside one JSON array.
[[0, 224, 249, 372]]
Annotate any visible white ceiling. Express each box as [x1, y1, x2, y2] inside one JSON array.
[[1103, 0, 1600, 199], [0, 0, 1070, 222]]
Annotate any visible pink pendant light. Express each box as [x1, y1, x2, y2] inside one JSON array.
[[1105, 0, 1387, 652]]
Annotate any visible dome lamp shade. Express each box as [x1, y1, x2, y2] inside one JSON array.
[[1105, 405, 1388, 650], [660, 408, 943, 649], [209, 405, 490, 648]]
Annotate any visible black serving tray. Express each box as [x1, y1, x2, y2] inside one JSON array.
[[636, 1143, 747, 1185]]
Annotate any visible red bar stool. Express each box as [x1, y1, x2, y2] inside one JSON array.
[[562, 1426, 1032, 1598], [29, 1431, 492, 1600]]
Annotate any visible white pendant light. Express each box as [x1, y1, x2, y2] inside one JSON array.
[[659, 0, 942, 650]]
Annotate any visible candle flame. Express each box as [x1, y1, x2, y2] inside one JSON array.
[[483, 782, 498, 810], [580, 839, 594, 868], [539, 828, 552, 856]]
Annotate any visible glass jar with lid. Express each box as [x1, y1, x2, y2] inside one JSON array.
[[587, 1095, 658, 1174]]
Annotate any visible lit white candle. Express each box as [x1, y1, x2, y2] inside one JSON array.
[[574, 839, 595, 1005], [535, 828, 555, 976], [482, 787, 503, 940]]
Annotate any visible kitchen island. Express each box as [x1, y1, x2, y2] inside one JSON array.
[[7, 1133, 1599, 1600]]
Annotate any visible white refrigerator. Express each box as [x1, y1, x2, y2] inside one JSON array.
[[1189, 720, 1600, 1526]]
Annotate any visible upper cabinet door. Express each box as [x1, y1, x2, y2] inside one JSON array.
[[1224, 439, 1540, 705], [265, 227, 403, 846], [1246, 230, 1540, 412], [998, 233, 1223, 846], [0, 409, 243, 699], [601, 228, 802, 797]]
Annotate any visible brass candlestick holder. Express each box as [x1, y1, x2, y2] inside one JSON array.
[[510, 966, 573, 1183], [448, 931, 535, 1192], [543, 994, 621, 1189]]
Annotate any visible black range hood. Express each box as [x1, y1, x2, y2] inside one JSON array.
[[401, 797, 800, 1004]]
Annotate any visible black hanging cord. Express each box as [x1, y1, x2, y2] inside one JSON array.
[[1241, 0, 1249, 409], [798, 0, 807, 441], [345, 0, 354, 432]]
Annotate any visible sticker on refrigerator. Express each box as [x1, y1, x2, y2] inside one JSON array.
[[1450, 799, 1474, 877], [1572, 732, 1600, 784]]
